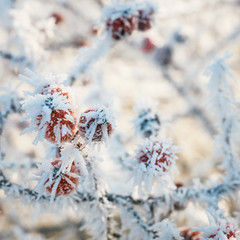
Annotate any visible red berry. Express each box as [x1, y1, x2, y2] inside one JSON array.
[[175, 182, 184, 189], [45, 159, 79, 196], [138, 8, 154, 31], [180, 228, 201, 240], [136, 139, 177, 173], [142, 37, 156, 53], [36, 86, 77, 144], [106, 15, 137, 40], [51, 13, 64, 25], [79, 108, 114, 143]]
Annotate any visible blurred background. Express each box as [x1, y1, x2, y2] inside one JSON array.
[[0, 0, 240, 239]]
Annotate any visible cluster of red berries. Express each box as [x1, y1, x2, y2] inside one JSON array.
[[106, 6, 154, 40], [23, 82, 114, 196], [35, 85, 114, 145], [39, 89, 113, 195]]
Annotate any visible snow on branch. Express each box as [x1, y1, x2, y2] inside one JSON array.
[[206, 53, 240, 180]]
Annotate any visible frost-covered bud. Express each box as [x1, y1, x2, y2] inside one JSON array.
[[137, 5, 154, 31], [22, 84, 77, 145], [133, 136, 179, 193], [78, 107, 115, 143], [44, 159, 79, 196], [136, 139, 177, 173], [180, 228, 201, 240], [133, 99, 160, 138], [202, 220, 240, 240]]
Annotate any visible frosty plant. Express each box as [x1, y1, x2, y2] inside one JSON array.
[[0, 0, 240, 240]]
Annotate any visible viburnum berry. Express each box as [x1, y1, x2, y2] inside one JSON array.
[[180, 228, 201, 240], [78, 107, 115, 143], [22, 84, 77, 145], [44, 159, 79, 196], [137, 7, 154, 31], [203, 221, 240, 240]]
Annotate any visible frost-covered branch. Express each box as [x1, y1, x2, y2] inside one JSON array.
[[206, 54, 240, 179], [1, 171, 240, 211]]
